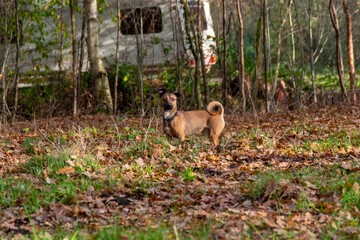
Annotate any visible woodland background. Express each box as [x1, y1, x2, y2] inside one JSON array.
[[0, 0, 359, 119]]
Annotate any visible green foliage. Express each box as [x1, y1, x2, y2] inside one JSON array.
[[109, 63, 137, 89], [179, 164, 198, 182], [22, 155, 67, 176], [214, 33, 256, 79], [341, 188, 360, 210], [158, 68, 178, 89], [22, 137, 38, 154]]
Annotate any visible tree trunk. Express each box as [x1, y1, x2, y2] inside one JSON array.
[[289, 6, 295, 71], [113, 0, 121, 115], [309, 0, 317, 104], [295, 0, 304, 109], [13, 0, 20, 120], [78, 0, 87, 112], [252, 16, 262, 109], [263, 0, 269, 112], [1, 1, 9, 124], [169, 0, 184, 109], [49, 0, 64, 116], [342, 0, 356, 104], [216, 12, 224, 103], [289, 1, 298, 108], [85, 0, 113, 113], [299, 38, 304, 108], [134, 8, 145, 115], [235, 0, 245, 113], [222, 0, 227, 109], [271, 0, 293, 110], [70, 0, 78, 116], [182, 0, 201, 109], [198, 0, 209, 105], [329, 0, 348, 102]]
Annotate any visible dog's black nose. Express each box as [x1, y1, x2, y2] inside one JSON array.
[[165, 103, 173, 110]]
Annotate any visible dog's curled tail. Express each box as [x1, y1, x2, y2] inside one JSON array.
[[206, 101, 224, 115]]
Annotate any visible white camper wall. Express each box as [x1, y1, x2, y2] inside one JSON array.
[[15, 0, 183, 74], [98, 0, 182, 71]]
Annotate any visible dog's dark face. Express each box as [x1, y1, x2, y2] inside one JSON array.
[[158, 88, 181, 111]]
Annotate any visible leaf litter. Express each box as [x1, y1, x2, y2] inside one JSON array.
[[0, 106, 360, 238]]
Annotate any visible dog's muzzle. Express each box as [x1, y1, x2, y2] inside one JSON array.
[[165, 103, 173, 110]]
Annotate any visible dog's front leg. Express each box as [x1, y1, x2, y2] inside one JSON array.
[[178, 134, 185, 142]]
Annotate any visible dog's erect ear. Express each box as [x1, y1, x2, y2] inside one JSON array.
[[173, 91, 181, 98], [156, 88, 167, 97]]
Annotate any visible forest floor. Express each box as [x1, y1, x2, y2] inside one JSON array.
[[1, 105, 360, 239]]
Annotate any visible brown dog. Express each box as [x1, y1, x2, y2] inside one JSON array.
[[158, 88, 225, 147]]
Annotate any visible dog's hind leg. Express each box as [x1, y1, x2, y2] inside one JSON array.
[[210, 130, 220, 147]]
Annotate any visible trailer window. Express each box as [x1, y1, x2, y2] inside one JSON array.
[[121, 7, 163, 35], [188, 2, 207, 30]]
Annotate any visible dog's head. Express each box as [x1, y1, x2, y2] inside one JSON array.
[[157, 88, 181, 111]]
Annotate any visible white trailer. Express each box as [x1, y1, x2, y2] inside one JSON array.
[[9, 0, 217, 79]]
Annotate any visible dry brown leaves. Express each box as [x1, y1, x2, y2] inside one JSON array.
[[0, 105, 360, 238]]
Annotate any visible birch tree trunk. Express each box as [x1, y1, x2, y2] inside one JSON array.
[[235, 0, 245, 113], [329, 0, 348, 102], [198, 0, 209, 105], [70, 0, 78, 116], [85, 0, 113, 113], [342, 0, 356, 104]]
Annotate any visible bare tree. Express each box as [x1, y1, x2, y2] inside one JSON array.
[[222, 0, 228, 109], [263, 0, 269, 112], [216, 9, 224, 104], [170, 0, 185, 109], [308, 0, 317, 104], [78, 0, 87, 112], [329, 0, 348, 102], [295, 0, 305, 109], [289, 2, 295, 74], [252, 16, 262, 109], [198, 0, 209, 104], [182, 0, 201, 109], [70, 0, 78, 116], [1, 0, 11, 124], [134, 8, 145, 115], [13, 0, 20, 120], [342, 0, 356, 104], [288, 0, 298, 108], [271, 0, 293, 110], [85, 0, 113, 112], [235, 0, 245, 112], [113, 0, 121, 115]]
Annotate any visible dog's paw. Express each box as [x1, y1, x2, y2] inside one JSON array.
[[215, 144, 222, 152]]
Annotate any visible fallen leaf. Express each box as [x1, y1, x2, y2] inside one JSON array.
[[57, 166, 75, 174], [136, 157, 145, 166], [353, 182, 359, 194], [262, 179, 278, 202]]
